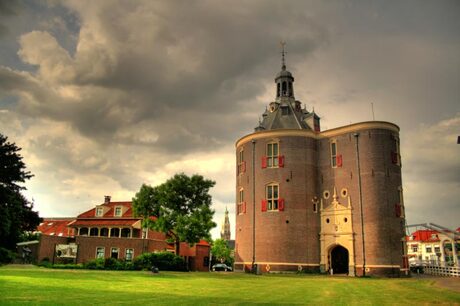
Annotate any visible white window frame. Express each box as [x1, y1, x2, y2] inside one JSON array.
[[237, 188, 244, 215], [266, 183, 279, 211], [114, 206, 122, 217], [266, 142, 279, 168], [111, 247, 119, 259], [96, 247, 105, 259], [125, 248, 134, 261], [96, 207, 104, 217], [330, 140, 337, 168]]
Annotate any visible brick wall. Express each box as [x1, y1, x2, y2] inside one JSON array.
[[235, 123, 406, 276]]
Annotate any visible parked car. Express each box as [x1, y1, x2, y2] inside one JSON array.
[[212, 263, 233, 272]]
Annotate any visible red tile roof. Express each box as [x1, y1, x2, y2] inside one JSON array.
[[37, 219, 75, 237], [77, 201, 134, 218], [71, 219, 139, 227], [408, 230, 440, 242]]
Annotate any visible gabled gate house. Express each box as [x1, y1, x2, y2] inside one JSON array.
[[234, 49, 407, 276]]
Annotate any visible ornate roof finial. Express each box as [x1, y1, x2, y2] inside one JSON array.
[[280, 41, 287, 70]]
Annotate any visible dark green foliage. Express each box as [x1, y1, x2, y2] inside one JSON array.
[[132, 252, 187, 271], [132, 173, 216, 254], [0, 134, 41, 250], [83, 258, 105, 270], [0, 247, 15, 264], [211, 239, 233, 266]]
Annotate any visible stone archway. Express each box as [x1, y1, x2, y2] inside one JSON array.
[[330, 245, 349, 274]]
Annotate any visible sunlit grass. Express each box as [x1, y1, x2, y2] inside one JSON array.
[[0, 265, 459, 305]]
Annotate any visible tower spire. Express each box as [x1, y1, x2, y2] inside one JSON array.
[[280, 41, 287, 70]]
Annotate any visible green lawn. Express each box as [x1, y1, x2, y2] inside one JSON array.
[[0, 266, 459, 305]]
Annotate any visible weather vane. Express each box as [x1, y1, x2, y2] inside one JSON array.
[[280, 41, 287, 70]]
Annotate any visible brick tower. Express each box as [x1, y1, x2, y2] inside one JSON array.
[[234, 46, 407, 276]]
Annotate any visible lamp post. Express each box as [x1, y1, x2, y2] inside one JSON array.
[[354, 132, 366, 276], [251, 139, 256, 273]]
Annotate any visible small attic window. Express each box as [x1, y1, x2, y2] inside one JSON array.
[[48, 222, 53, 226], [58, 233, 63, 237], [114, 206, 122, 217], [96, 207, 104, 217], [281, 107, 289, 116]]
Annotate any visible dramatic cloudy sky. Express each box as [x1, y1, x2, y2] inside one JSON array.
[[0, 0, 459, 238]]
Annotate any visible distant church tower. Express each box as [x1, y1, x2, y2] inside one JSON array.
[[220, 207, 231, 241]]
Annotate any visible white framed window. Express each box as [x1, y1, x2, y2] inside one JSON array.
[[238, 149, 246, 175], [125, 249, 134, 261], [267, 142, 279, 168], [96, 247, 105, 259], [426, 246, 432, 253], [266, 183, 279, 211], [111, 248, 119, 259], [412, 246, 418, 252], [114, 206, 122, 217], [330, 141, 337, 168], [96, 207, 104, 216], [237, 188, 245, 214]]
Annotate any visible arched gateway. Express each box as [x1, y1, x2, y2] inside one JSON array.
[[331, 245, 349, 274]]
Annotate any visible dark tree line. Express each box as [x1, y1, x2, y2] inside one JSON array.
[[0, 133, 41, 251]]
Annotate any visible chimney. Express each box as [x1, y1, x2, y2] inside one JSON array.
[[104, 195, 111, 204]]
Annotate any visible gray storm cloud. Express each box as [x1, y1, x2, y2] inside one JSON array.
[[0, 0, 459, 237]]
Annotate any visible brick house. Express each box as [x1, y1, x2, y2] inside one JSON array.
[[34, 196, 210, 271]]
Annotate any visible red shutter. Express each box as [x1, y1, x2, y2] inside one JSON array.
[[261, 156, 267, 168], [261, 200, 267, 212], [337, 154, 343, 167], [242, 202, 246, 214], [278, 155, 285, 168], [395, 203, 401, 217], [278, 198, 285, 211], [242, 161, 246, 173], [391, 151, 398, 164]]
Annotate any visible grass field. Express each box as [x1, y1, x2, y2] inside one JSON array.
[[0, 265, 459, 305]]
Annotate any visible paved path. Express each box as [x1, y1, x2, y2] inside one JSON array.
[[413, 274, 460, 292]]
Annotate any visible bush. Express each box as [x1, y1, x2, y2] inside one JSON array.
[[133, 251, 186, 271], [52, 263, 84, 269], [0, 247, 15, 264], [37, 258, 52, 268], [84, 258, 105, 270]]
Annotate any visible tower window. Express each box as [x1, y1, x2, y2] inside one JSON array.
[[267, 142, 279, 167], [282, 81, 287, 96], [277, 83, 280, 97], [238, 149, 245, 175], [266, 183, 279, 211], [238, 188, 245, 214], [330, 141, 337, 168], [288, 82, 293, 96], [391, 136, 401, 166]]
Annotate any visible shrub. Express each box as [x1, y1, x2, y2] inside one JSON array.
[[84, 258, 105, 270], [0, 247, 15, 264], [132, 251, 186, 271], [52, 263, 84, 269]]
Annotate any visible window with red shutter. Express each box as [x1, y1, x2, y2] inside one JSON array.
[[261, 156, 267, 168], [242, 161, 246, 173], [336, 154, 343, 167], [278, 198, 285, 211], [242, 202, 246, 214], [278, 155, 285, 168], [261, 200, 267, 212]]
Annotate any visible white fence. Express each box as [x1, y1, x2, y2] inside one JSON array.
[[424, 265, 460, 277]]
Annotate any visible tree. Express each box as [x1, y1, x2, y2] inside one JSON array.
[[0, 134, 41, 251], [132, 173, 216, 255], [211, 238, 233, 265]]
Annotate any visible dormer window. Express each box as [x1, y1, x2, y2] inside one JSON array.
[[96, 207, 104, 217], [114, 206, 122, 217]]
